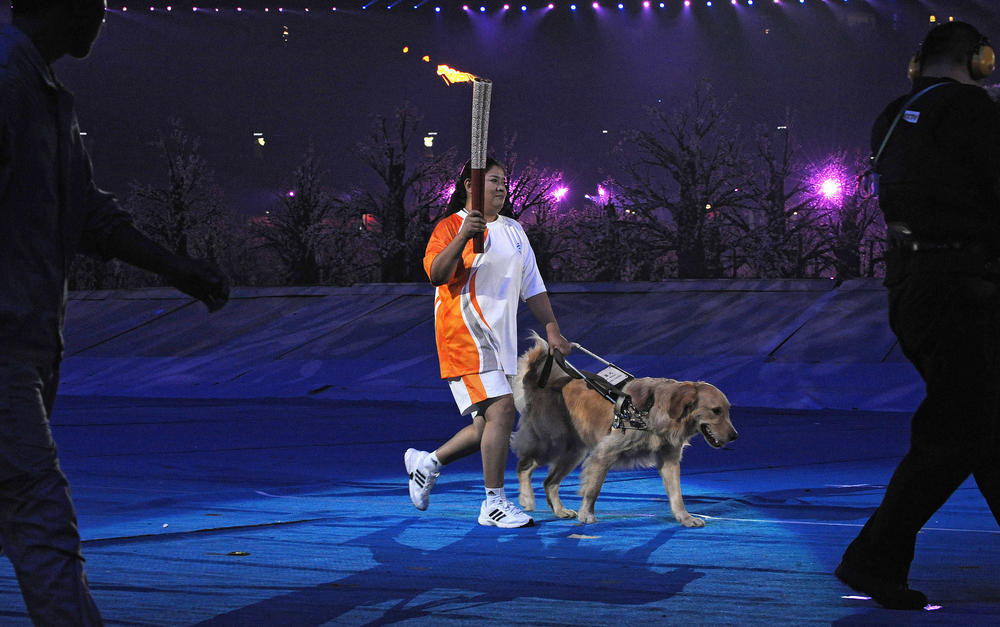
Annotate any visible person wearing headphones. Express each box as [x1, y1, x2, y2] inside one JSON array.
[[835, 21, 1000, 610]]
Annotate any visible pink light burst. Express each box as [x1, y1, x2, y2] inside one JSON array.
[[552, 186, 569, 202], [820, 178, 842, 200], [807, 158, 853, 208]]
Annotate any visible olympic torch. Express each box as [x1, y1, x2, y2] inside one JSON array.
[[437, 64, 492, 254], [469, 77, 492, 253]]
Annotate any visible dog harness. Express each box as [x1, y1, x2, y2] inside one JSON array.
[[538, 343, 651, 431]]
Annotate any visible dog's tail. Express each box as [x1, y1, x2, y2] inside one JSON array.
[[513, 331, 568, 414]]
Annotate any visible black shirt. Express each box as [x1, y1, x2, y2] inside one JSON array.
[[873, 77, 1000, 247], [0, 26, 131, 364]]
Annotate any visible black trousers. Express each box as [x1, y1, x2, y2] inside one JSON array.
[[842, 261, 1000, 582], [0, 361, 102, 626]]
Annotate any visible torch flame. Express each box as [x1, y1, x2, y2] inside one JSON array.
[[437, 64, 478, 86]]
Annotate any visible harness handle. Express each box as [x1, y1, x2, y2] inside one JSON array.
[[535, 346, 649, 431]]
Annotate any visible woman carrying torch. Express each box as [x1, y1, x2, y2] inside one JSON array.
[[405, 156, 571, 528]]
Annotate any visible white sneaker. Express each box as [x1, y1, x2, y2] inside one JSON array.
[[405, 448, 438, 511], [478, 498, 534, 528]]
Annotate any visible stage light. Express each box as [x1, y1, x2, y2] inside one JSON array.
[[617, 2, 624, 8], [684, 0, 690, 6], [570, 4, 576, 9], [121, 5, 127, 10], [659, 2, 664, 7], [707, 0, 712, 5], [592, 2, 598, 9], [480, 4, 486, 10], [547, 2, 554, 7], [503, 3, 509, 8], [820, 178, 841, 200], [462, 4, 469, 9], [521, 4, 527, 10], [552, 186, 569, 201], [236, 6, 242, 10], [643, 0, 650, 7], [435, 5, 441, 11]]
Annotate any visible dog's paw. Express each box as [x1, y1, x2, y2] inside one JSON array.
[[553, 507, 577, 519], [677, 514, 706, 528], [577, 511, 597, 524], [518, 493, 536, 511]]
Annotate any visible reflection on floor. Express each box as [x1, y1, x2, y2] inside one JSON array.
[[0, 397, 996, 625]]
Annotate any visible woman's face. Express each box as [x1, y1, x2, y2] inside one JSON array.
[[465, 164, 507, 217]]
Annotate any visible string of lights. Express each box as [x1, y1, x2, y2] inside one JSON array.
[[107, 0, 976, 16]]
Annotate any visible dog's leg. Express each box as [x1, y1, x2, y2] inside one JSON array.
[[517, 457, 539, 511], [543, 449, 585, 519], [577, 453, 613, 524], [657, 459, 705, 527]]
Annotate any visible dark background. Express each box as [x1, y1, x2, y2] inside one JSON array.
[[13, 0, 1000, 213]]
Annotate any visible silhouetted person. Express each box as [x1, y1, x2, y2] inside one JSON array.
[[836, 20, 1000, 610], [0, 0, 230, 622]]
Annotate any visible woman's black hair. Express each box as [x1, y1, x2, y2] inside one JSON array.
[[444, 157, 512, 217]]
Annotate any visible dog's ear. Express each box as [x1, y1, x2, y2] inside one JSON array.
[[668, 383, 698, 421], [627, 379, 655, 413]]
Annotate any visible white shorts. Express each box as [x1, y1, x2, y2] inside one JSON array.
[[448, 371, 514, 416]]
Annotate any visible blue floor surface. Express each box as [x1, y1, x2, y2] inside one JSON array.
[[0, 397, 997, 625]]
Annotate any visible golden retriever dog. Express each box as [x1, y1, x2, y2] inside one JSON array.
[[511, 338, 738, 527]]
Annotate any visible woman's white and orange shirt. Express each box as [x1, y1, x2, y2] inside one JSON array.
[[423, 209, 547, 379]]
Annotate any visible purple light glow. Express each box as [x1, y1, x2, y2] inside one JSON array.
[[820, 178, 842, 200], [807, 158, 853, 208], [552, 186, 569, 202]]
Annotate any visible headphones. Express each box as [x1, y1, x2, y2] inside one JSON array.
[[907, 32, 996, 81]]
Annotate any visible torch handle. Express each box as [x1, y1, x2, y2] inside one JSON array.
[[470, 168, 485, 253]]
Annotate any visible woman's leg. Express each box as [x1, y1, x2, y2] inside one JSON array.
[[478, 395, 515, 488]]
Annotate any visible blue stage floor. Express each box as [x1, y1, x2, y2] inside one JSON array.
[[1, 397, 997, 625]]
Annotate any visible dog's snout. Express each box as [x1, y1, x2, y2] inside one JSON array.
[[729, 429, 739, 441]]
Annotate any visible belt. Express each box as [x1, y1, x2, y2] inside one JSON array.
[[890, 239, 968, 253], [890, 243, 1000, 276]]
